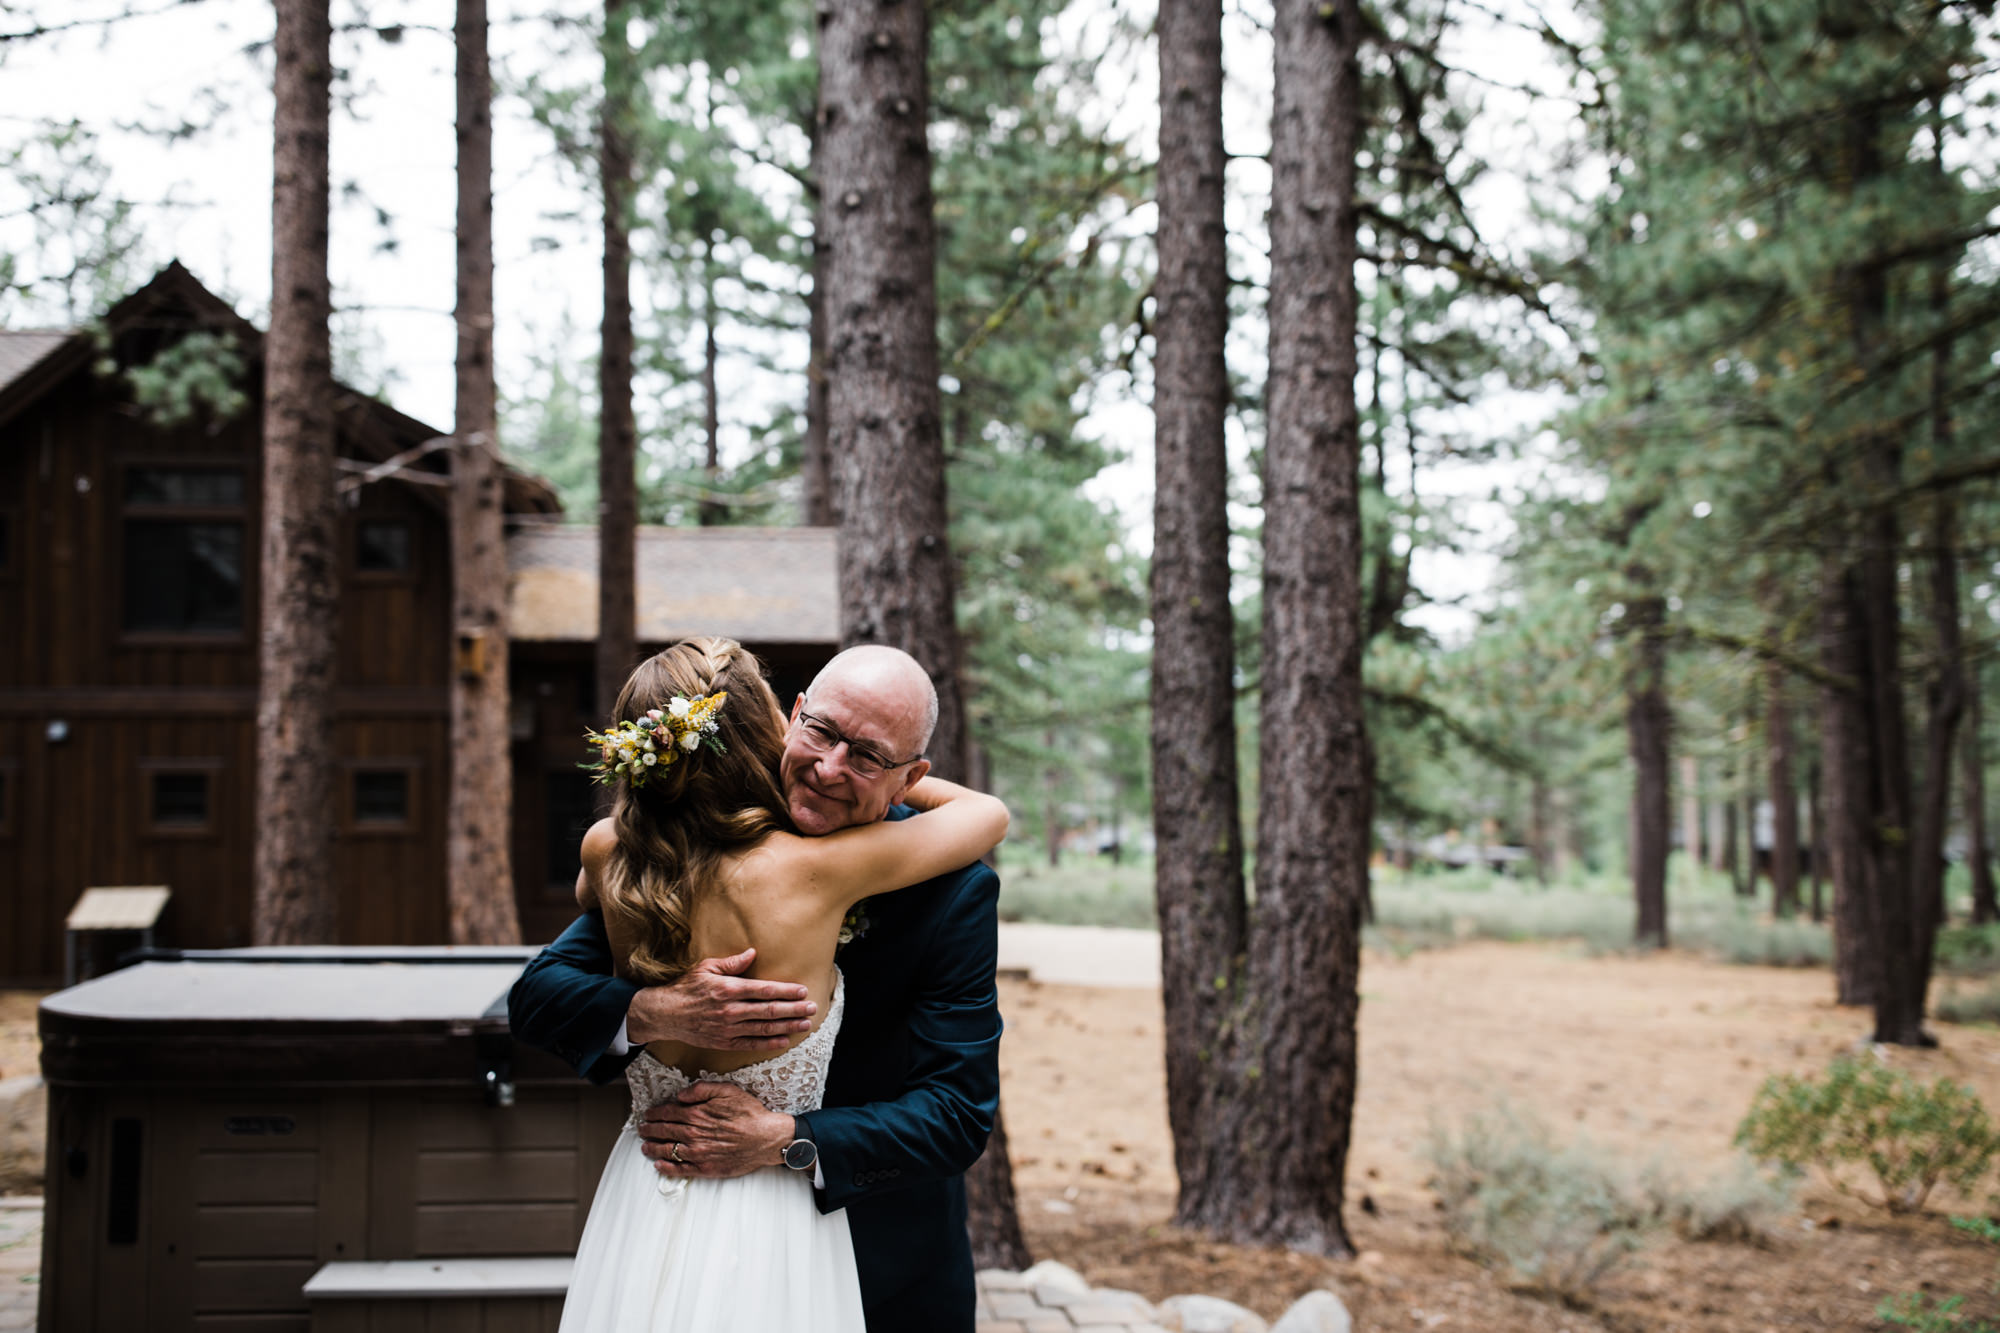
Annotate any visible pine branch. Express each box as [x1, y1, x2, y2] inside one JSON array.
[[1, 0, 208, 41], [1671, 624, 1855, 693]]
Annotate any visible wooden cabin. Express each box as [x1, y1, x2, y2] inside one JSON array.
[[0, 263, 842, 982]]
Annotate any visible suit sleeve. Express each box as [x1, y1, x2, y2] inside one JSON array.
[[506, 909, 642, 1085], [798, 863, 1002, 1211]]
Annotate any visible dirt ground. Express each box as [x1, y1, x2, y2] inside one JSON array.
[[999, 942, 2000, 1332], [7, 944, 2000, 1328]]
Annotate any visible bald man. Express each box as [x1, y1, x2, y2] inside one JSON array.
[[508, 646, 1002, 1332]]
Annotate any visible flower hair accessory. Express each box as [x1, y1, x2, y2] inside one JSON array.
[[581, 691, 729, 788]]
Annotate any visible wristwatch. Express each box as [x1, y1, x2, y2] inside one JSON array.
[[781, 1116, 817, 1171]]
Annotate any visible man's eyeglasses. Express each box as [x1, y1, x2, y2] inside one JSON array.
[[795, 709, 922, 779]]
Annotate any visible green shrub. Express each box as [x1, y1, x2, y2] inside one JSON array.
[[1422, 1106, 1654, 1302], [1735, 1056, 2000, 1213], [1937, 982, 2000, 1028], [1939, 925, 2000, 979], [1879, 1216, 2000, 1332]]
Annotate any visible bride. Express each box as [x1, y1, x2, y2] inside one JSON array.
[[556, 638, 1009, 1332]]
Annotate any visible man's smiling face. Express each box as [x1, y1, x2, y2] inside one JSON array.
[[778, 658, 931, 835]]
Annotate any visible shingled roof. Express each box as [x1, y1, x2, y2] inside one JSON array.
[[0, 330, 72, 395], [508, 525, 841, 645]]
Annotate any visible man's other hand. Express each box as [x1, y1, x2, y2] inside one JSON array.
[[625, 948, 815, 1048], [638, 1081, 794, 1179]]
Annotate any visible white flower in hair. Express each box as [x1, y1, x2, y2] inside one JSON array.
[[642, 752, 658, 766], [680, 730, 702, 752], [668, 696, 693, 719]]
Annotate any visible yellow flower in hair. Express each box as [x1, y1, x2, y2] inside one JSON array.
[[580, 690, 730, 789]]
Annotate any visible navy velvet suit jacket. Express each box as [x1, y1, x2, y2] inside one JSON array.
[[505, 808, 1002, 1333]]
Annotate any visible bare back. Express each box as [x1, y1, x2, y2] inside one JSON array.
[[577, 778, 1006, 1078]]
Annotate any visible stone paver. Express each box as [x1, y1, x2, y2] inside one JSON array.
[[0, 1196, 41, 1333], [979, 1265, 1352, 1333]]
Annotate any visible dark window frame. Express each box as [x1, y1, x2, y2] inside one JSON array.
[[0, 756, 16, 837], [118, 461, 250, 645], [350, 515, 417, 582], [343, 758, 420, 836], [139, 758, 223, 838]]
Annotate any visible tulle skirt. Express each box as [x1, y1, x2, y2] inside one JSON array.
[[558, 1120, 866, 1332]]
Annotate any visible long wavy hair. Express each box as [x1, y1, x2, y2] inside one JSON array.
[[597, 637, 790, 985]]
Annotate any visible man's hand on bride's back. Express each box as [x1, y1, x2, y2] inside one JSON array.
[[626, 947, 817, 1048]]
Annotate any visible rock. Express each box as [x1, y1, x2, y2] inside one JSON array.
[[1270, 1290, 1352, 1333], [0, 1075, 45, 1195], [978, 1269, 1035, 1292], [1156, 1293, 1270, 1333], [1021, 1258, 1093, 1296]]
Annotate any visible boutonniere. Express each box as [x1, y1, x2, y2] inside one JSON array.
[[838, 899, 872, 950]]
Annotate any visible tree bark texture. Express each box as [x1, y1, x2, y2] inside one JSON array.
[[1966, 662, 1998, 924], [1680, 755, 1702, 880], [1809, 758, 1826, 924], [802, 116, 836, 528], [254, 0, 339, 946], [1821, 555, 1876, 1007], [699, 251, 726, 526], [1767, 658, 1801, 917], [1173, 0, 1367, 1257], [818, 0, 968, 781], [817, 0, 1025, 1268], [446, 0, 520, 946], [595, 2, 639, 727], [1910, 498, 1962, 998], [1626, 587, 1670, 948], [1150, 0, 1249, 1226]]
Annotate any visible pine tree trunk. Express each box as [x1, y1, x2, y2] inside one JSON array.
[[596, 3, 638, 727], [801, 118, 835, 528], [1151, 0, 1247, 1226], [1822, 556, 1875, 1006], [1725, 794, 1746, 896], [1808, 758, 1826, 924], [1627, 586, 1670, 948], [1910, 499, 1961, 994], [254, 0, 339, 946], [447, 0, 520, 944], [817, 0, 1025, 1269], [1768, 658, 1801, 918], [1966, 662, 1998, 924], [698, 249, 725, 527], [1173, 0, 1366, 1256], [1680, 755, 1702, 880]]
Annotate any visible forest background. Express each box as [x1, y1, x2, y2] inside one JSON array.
[[11, 0, 2000, 1298]]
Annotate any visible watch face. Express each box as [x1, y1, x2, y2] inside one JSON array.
[[783, 1138, 817, 1171]]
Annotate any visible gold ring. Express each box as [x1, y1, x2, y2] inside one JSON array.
[[671, 1142, 685, 1164]]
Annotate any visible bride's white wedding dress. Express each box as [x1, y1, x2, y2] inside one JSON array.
[[559, 970, 864, 1332]]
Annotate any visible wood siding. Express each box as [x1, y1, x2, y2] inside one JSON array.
[[1, 344, 456, 981]]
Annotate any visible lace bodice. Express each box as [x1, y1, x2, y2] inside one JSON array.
[[626, 969, 845, 1122]]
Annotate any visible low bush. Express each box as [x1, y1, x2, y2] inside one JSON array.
[[1937, 982, 2000, 1028], [1940, 924, 2000, 979], [1735, 1056, 2000, 1213], [1423, 1106, 1651, 1303], [1637, 1153, 1796, 1244]]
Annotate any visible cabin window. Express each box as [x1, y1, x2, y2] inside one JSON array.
[[144, 767, 215, 835], [122, 466, 246, 634], [354, 519, 413, 576], [348, 765, 415, 833]]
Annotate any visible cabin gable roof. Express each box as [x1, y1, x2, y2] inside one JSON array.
[[0, 261, 562, 517]]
